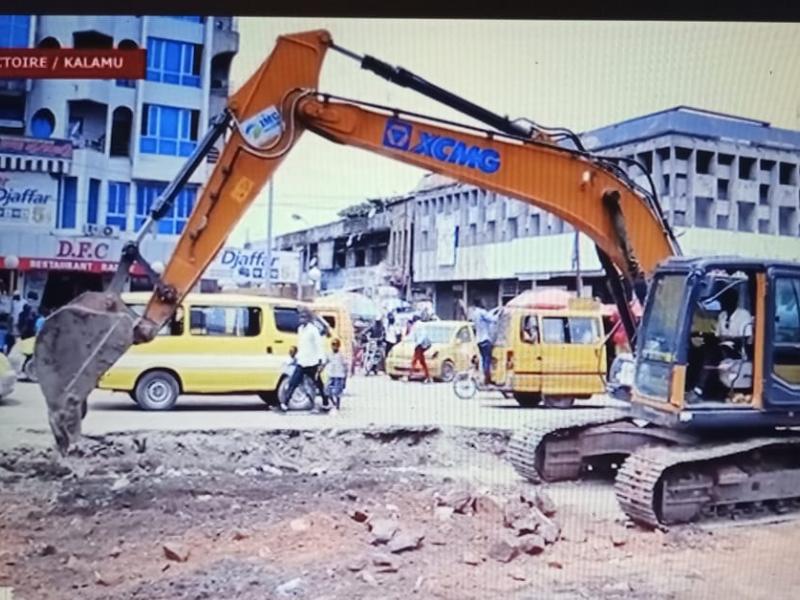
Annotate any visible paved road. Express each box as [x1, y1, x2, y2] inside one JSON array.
[[0, 376, 623, 450]]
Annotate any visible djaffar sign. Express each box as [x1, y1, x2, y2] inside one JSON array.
[[0, 172, 57, 227], [210, 247, 301, 284]]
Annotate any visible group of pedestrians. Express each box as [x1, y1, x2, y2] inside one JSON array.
[[0, 289, 47, 354]]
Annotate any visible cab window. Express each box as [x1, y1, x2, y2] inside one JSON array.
[[189, 305, 261, 337], [128, 304, 184, 336], [569, 317, 599, 345], [456, 326, 472, 343], [322, 315, 336, 329], [520, 315, 539, 344], [541, 317, 567, 343], [773, 277, 800, 385]]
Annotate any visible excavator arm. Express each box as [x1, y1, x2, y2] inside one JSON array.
[[35, 29, 678, 453]]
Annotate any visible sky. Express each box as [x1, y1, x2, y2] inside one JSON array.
[[226, 18, 800, 245]]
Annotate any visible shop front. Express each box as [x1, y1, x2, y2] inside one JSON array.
[[0, 236, 150, 312]]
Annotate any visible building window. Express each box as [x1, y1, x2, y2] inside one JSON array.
[[107, 181, 129, 231], [717, 179, 729, 201], [59, 177, 78, 229], [507, 217, 518, 240], [779, 162, 797, 186], [135, 181, 197, 234], [110, 107, 133, 157], [468, 223, 477, 244], [140, 104, 199, 157], [716, 214, 729, 230], [779, 207, 798, 237], [30, 108, 55, 139], [146, 37, 202, 87], [169, 16, 204, 23], [672, 211, 686, 227], [529, 214, 540, 236], [87, 178, 101, 225], [739, 156, 756, 180], [486, 221, 496, 243], [759, 219, 771, 234], [421, 231, 429, 250], [0, 16, 30, 47], [694, 197, 713, 228], [759, 184, 770, 205], [738, 202, 755, 232], [696, 150, 713, 175]]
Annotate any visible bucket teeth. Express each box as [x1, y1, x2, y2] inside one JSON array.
[[34, 291, 136, 454]]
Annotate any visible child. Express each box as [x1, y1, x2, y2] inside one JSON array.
[[325, 338, 348, 410], [283, 346, 299, 378]]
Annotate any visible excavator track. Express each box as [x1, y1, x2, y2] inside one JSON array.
[[616, 435, 800, 529], [508, 408, 630, 483]]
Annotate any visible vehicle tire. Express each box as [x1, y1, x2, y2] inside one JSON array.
[[543, 396, 575, 409], [439, 360, 456, 383], [134, 370, 180, 411], [128, 391, 138, 403], [514, 392, 543, 408], [23, 357, 38, 383], [278, 376, 315, 412], [453, 372, 477, 400]]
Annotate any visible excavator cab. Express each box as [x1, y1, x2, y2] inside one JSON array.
[[627, 257, 800, 430]]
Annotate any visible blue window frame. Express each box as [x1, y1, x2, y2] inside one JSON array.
[[146, 37, 201, 87], [140, 103, 199, 157], [0, 16, 30, 48], [59, 177, 78, 229], [135, 182, 197, 235], [87, 178, 100, 225], [106, 181, 129, 231]]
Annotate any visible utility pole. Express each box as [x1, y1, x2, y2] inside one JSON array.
[[265, 178, 274, 292], [574, 229, 583, 297]]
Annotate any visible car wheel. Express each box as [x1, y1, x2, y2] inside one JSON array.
[[543, 396, 575, 408], [134, 370, 180, 411], [439, 360, 456, 383], [23, 357, 38, 383], [514, 392, 543, 408]]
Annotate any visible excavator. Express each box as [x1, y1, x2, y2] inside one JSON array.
[[34, 29, 800, 529]]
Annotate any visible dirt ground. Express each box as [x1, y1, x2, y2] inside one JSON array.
[[2, 426, 800, 600]]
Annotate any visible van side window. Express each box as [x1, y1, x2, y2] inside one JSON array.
[[128, 304, 184, 336], [189, 306, 261, 337], [323, 315, 336, 329], [541, 317, 567, 343], [273, 307, 299, 333], [520, 315, 539, 344], [569, 317, 598, 345]]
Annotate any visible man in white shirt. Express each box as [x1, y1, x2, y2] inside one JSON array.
[[694, 287, 752, 398], [281, 308, 329, 412]]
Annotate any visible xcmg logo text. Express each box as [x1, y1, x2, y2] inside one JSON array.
[[382, 119, 501, 174]]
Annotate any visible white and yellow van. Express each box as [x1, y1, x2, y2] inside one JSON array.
[[98, 292, 340, 410]]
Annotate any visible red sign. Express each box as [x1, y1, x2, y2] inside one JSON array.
[[0, 49, 146, 79], [0, 134, 72, 159], [0, 256, 146, 276]]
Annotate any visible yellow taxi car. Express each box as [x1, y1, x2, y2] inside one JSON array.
[[490, 297, 608, 407], [97, 292, 341, 410], [0, 351, 15, 399], [386, 320, 477, 382]]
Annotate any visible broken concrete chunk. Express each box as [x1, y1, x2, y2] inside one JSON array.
[[488, 539, 519, 563], [538, 516, 561, 545], [434, 506, 454, 521], [162, 543, 190, 562], [275, 577, 303, 596], [94, 569, 122, 586], [369, 518, 398, 544], [388, 530, 423, 554], [439, 489, 473, 513], [290, 518, 310, 532], [347, 557, 367, 572], [611, 531, 629, 547], [517, 534, 546, 555], [371, 552, 400, 572]]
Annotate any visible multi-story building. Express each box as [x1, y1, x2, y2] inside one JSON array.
[[411, 106, 800, 318], [0, 15, 238, 312], [274, 195, 413, 298]]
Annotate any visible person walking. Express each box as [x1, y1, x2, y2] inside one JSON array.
[[409, 321, 432, 383], [384, 313, 402, 358], [281, 308, 329, 412], [471, 298, 497, 385]]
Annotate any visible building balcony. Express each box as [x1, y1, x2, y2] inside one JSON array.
[[211, 22, 239, 55], [0, 79, 28, 94]]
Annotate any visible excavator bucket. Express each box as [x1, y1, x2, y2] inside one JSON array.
[[34, 291, 137, 454]]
